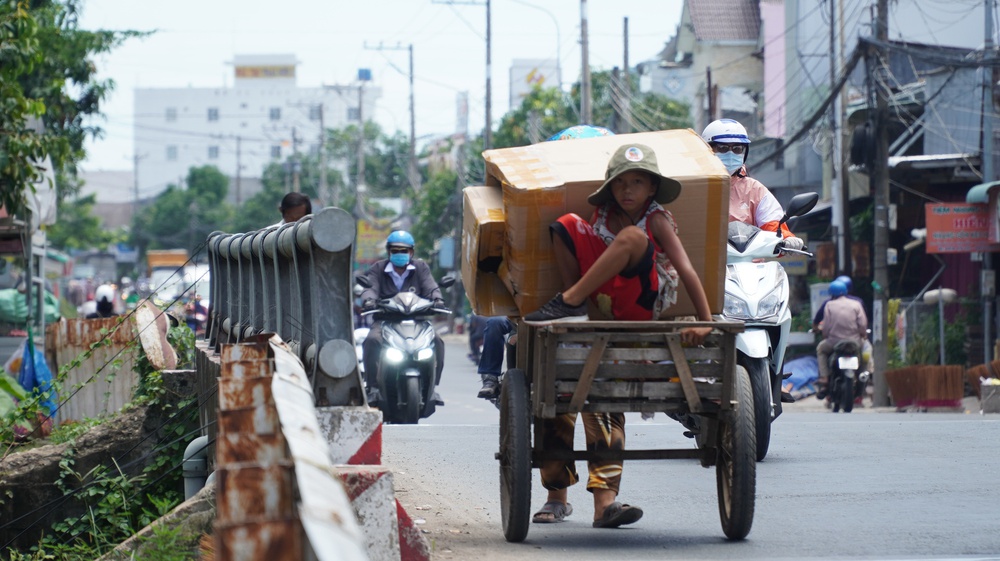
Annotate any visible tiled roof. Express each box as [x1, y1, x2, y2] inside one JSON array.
[[688, 0, 761, 42]]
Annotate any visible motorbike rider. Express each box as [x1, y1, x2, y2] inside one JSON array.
[[701, 118, 805, 251], [815, 279, 868, 399], [813, 275, 873, 385], [359, 230, 447, 405]]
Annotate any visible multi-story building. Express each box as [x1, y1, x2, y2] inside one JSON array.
[[133, 54, 381, 205]]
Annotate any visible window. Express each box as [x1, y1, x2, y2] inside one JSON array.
[[271, 145, 282, 159], [347, 107, 360, 121], [166, 146, 178, 161], [269, 107, 281, 121], [207, 107, 219, 122], [309, 105, 321, 121], [165, 107, 177, 122], [208, 146, 219, 159]]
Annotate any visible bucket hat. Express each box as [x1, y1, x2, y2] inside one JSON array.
[[587, 143, 682, 206]]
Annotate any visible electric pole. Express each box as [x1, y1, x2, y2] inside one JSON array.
[[235, 136, 242, 206], [623, 16, 631, 133], [872, 0, 890, 407], [364, 42, 419, 192], [318, 104, 329, 207], [580, 0, 592, 124], [432, 0, 491, 147], [983, 0, 997, 364]]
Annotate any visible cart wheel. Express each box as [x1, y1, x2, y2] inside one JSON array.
[[499, 368, 531, 542], [716, 364, 756, 540], [740, 356, 771, 461]]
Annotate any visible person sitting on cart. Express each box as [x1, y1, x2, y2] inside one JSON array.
[[523, 142, 714, 528]]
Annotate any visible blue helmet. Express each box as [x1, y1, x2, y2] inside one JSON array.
[[829, 280, 848, 298], [386, 230, 415, 250], [835, 275, 853, 293], [547, 125, 615, 141]]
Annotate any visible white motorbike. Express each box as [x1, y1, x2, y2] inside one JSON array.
[[722, 192, 818, 461]]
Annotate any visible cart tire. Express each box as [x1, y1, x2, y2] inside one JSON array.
[[499, 368, 531, 542], [740, 357, 772, 461], [717, 364, 756, 540], [402, 377, 421, 424]]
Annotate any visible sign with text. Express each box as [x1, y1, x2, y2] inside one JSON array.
[[924, 203, 1000, 253], [355, 220, 394, 265]]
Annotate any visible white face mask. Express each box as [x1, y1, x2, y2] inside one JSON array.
[[716, 151, 744, 175]]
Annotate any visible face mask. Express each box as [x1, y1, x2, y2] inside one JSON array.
[[717, 151, 744, 175], [390, 253, 411, 267]]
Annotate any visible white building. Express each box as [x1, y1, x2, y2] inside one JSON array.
[[134, 54, 381, 205]]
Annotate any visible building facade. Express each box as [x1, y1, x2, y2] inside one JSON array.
[[133, 54, 381, 205]]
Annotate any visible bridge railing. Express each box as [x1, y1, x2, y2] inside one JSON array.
[[206, 208, 363, 407]]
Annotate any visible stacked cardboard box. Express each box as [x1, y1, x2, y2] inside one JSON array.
[[462, 128, 730, 318]]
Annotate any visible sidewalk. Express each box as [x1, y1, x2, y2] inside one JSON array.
[[782, 394, 984, 414]]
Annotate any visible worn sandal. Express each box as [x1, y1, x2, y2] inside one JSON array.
[[592, 501, 643, 528], [532, 501, 573, 523]]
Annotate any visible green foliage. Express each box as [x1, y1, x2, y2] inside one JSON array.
[[0, 0, 144, 216], [411, 167, 460, 262], [132, 165, 235, 256], [903, 302, 970, 366]]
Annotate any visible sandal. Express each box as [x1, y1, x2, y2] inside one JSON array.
[[592, 501, 643, 528], [532, 501, 573, 523]]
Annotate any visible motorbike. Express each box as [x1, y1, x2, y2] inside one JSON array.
[[357, 276, 454, 424], [826, 339, 871, 413], [722, 192, 818, 461]]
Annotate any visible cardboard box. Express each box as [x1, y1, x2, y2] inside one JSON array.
[[484, 129, 730, 318], [461, 186, 519, 317]]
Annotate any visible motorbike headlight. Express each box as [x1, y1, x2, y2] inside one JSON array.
[[384, 347, 406, 363], [416, 348, 434, 361], [723, 292, 751, 320], [757, 288, 783, 319]]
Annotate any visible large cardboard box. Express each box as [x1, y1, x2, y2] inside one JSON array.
[[461, 186, 519, 317], [483, 129, 730, 318]]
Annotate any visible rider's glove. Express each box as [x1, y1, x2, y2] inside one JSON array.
[[362, 298, 377, 311], [432, 298, 447, 309], [782, 236, 805, 251]]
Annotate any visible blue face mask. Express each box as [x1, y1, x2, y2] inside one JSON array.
[[390, 252, 411, 268], [717, 151, 744, 175]]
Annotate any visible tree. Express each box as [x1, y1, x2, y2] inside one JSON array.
[[0, 0, 143, 216], [46, 193, 126, 249], [132, 165, 235, 257]]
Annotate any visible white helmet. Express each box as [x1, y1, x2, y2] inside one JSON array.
[[95, 284, 115, 303], [701, 119, 751, 145]]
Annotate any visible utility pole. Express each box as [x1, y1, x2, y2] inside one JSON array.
[[623, 16, 631, 133], [235, 136, 242, 206], [357, 82, 366, 217], [432, 0, 491, 147], [318, 104, 329, 207], [706, 67, 714, 124], [291, 127, 301, 192], [364, 42, 419, 191], [983, 0, 997, 364], [830, 0, 847, 274], [872, 0, 890, 407], [580, 0, 592, 124]]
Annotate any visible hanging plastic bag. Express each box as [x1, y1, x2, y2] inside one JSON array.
[[15, 336, 57, 439]]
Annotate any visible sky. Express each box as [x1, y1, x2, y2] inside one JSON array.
[[77, 0, 684, 172]]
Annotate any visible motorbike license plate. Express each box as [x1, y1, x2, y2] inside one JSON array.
[[838, 356, 859, 370]]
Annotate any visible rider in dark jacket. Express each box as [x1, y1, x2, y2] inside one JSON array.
[[359, 230, 446, 404]]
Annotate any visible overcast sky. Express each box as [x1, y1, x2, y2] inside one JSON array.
[[78, 0, 684, 171]]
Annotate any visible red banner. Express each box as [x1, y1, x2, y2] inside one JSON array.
[[925, 203, 1000, 253]]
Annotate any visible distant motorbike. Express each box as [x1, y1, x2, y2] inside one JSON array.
[[722, 192, 818, 461], [826, 339, 870, 413], [358, 276, 454, 424]]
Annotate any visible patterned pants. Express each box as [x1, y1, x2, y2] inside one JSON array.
[[539, 412, 625, 494]]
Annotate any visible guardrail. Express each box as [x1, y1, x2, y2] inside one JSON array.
[[206, 208, 363, 407]]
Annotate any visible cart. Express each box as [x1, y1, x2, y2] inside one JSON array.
[[496, 319, 755, 542]]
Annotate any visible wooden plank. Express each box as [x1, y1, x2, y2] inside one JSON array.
[[538, 448, 707, 462], [552, 361, 723, 380], [568, 334, 609, 412], [664, 334, 701, 413], [553, 344, 723, 362], [554, 380, 724, 400]]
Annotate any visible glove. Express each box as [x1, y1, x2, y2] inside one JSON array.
[[432, 298, 447, 309], [782, 236, 805, 251], [362, 298, 376, 311]]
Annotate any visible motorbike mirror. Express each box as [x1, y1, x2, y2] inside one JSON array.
[[439, 274, 456, 289], [354, 274, 372, 289], [353, 284, 364, 297], [783, 192, 820, 220]]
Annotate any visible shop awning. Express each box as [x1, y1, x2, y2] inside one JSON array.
[[966, 180, 1000, 203]]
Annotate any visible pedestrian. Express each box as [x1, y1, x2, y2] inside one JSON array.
[[522, 141, 714, 529], [278, 192, 312, 224], [475, 316, 515, 399]]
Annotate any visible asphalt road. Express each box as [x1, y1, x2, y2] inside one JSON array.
[[381, 336, 1000, 560]]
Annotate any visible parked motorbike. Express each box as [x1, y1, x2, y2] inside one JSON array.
[[827, 339, 870, 413], [357, 276, 454, 424], [722, 192, 818, 461]]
